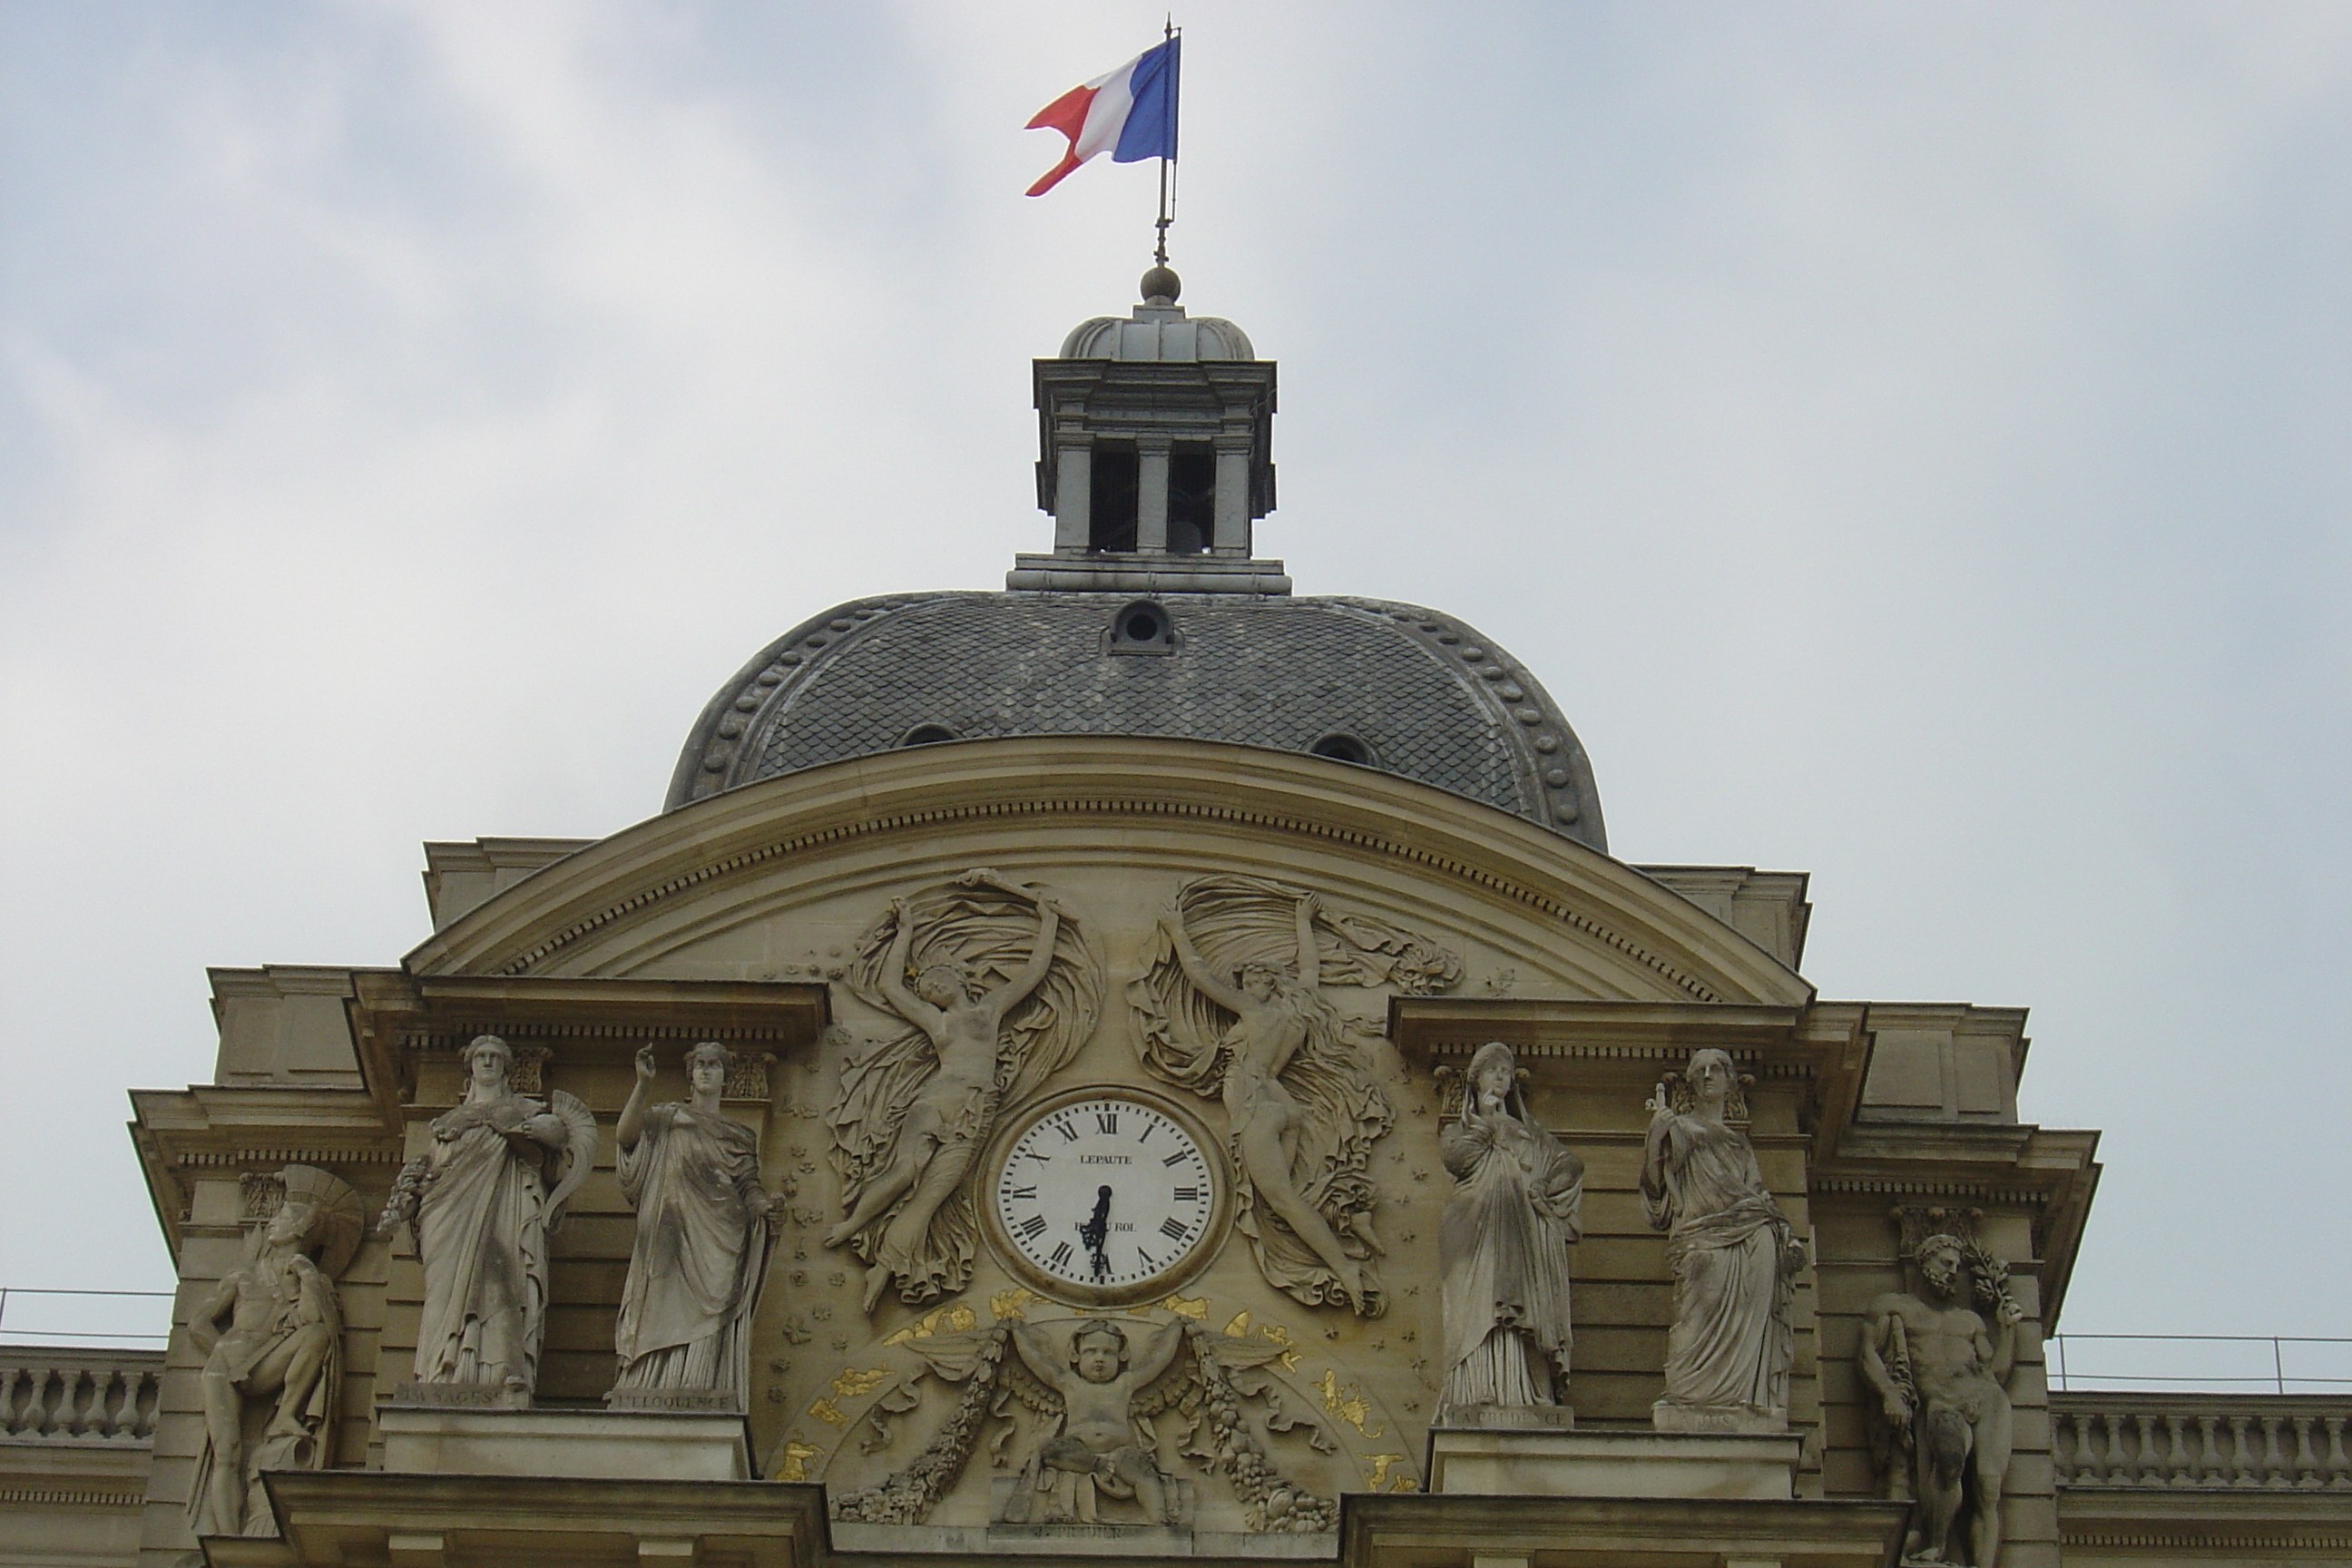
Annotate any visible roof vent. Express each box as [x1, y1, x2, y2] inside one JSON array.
[[1108, 600, 1176, 655], [1309, 732, 1379, 768]]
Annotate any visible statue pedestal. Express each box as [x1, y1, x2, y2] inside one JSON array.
[[1652, 1399, 1788, 1435], [1425, 1426, 1800, 1500], [378, 1405, 750, 1481]]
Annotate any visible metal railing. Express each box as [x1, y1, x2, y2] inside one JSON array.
[[2050, 1334, 2352, 1395], [0, 1288, 173, 1348]]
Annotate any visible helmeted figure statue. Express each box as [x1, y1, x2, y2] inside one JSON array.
[[1641, 1047, 1807, 1432], [187, 1164, 363, 1538], [1859, 1225, 2023, 1566], [379, 1034, 595, 1402], [610, 1041, 779, 1406], [1437, 1040, 1583, 1415]]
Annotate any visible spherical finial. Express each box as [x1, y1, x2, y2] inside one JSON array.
[[1141, 265, 1181, 305]]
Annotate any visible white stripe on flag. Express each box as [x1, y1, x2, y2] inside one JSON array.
[[1073, 54, 1142, 162]]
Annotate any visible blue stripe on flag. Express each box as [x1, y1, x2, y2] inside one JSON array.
[[1112, 38, 1179, 163]]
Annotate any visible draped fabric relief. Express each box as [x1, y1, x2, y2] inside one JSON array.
[[1127, 875, 1458, 1315], [825, 872, 1101, 1307]]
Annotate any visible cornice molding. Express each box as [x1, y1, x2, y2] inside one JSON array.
[[409, 738, 1811, 1008]]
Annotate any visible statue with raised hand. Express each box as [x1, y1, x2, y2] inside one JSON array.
[[611, 1041, 780, 1406]]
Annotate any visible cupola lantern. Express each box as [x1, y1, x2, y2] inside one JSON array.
[[1008, 268, 1288, 593]]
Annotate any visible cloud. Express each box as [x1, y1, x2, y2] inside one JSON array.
[[2, 2, 2347, 1338]]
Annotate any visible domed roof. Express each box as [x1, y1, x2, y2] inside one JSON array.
[[1058, 303, 1255, 362], [666, 591, 1606, 852]]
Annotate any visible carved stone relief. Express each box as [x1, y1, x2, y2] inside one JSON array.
[[822, 870, 1102, 1312], [1859, 1206, 2023, 1567], [1640, 1048, 1807, 1433], [1130, 875, 1459, 1316], [828, 1308, 1339, 1534], [609, 1042, 783, 1411], [187, 1164, 364, 1538], [377, 1034, 597, 1406], [1436, 1041, 1583, 1422]]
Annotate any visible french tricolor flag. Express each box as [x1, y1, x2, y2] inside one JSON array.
[[1024, 37, 1180, 197]]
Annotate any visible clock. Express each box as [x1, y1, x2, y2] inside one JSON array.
[[985, 1088, 1230, 1306]]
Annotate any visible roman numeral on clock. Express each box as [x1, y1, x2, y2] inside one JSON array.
[[1017, 1214, 1048, 1240], [1055, 1121, 1079, 1142], [1050, 1241, 1074, 1269], [1162, 1152, 1191, 1168], [1008, 1185, 1036, 1201], [1172, 1187, 1199, 1203], [1159, 1217, 1189, 1240], [1095, 1111, 1119, 1134]]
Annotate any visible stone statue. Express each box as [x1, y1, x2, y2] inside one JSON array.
[[1438, 1041, 1583, 1416], [609, 1041, 780, 1407], [1131, 875, 1434, 1316], [825, 870, 1100, 1310], [1004, 1318, 1186, 1525], [1859, 1221, 2023, 1566], [831, 1314, 1337, 1534], [186, 1164, 363, 1538], [1640, 1047, 1806, 1432], [379, 1033, 595, 1402]]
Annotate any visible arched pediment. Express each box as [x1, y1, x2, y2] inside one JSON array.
[[407, 737, 1810, 1009]]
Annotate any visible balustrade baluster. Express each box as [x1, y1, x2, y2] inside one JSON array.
[[2198, 1415, 2223, 1485], [115, 1370, 138, 1439], [2102, 1412, 2127, 1485], [42, 1369, 73, 1436], [2134, 1415, 2161, 1485], [2293, 1416, 2320, 1488], [2074, 1411, 2101, 1483], [0, 1367, 20, 1436], [2163, 1414, 2191, 1486], [2324, 1417, 2349, 1490], [2230, 1416, 2257, 1485], [2260, 1416, 2288, 1486], [132, 1370, 156, 1439]]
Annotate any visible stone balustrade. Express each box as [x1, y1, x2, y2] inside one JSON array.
[[0, 1348, 162, 1445], [2053, 1393, 2352, 1490]]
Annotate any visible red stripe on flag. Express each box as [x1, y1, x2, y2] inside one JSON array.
[[1024, 83, 1098, 197]]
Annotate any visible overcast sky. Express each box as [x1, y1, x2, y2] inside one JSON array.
[[4, 3, 2347, 1361]]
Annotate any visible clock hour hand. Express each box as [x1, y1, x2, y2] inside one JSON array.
[[1080, 1184, 1112, 1280]]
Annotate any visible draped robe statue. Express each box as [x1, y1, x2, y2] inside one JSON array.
[[1438, 1041, 1583, 1416], [1641, 1047, 1806, 1433], [611, 1041, 778, 1406], [380, 1034, 594, 1402]]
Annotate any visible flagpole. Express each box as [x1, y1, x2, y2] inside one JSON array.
[[1154, 15, 1177, 270]]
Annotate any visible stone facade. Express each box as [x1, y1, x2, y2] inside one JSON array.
[[5, 278, 2347, 1568]]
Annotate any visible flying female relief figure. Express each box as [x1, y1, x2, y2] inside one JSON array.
[[1132, 876, 1409, 1316], [825, 869, 1100, 1311]]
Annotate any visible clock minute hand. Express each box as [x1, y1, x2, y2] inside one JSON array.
[[1080, 1184, 1112, 1279]]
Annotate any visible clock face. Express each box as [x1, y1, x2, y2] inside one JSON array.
[[988, 1092, 1225, 1304]]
